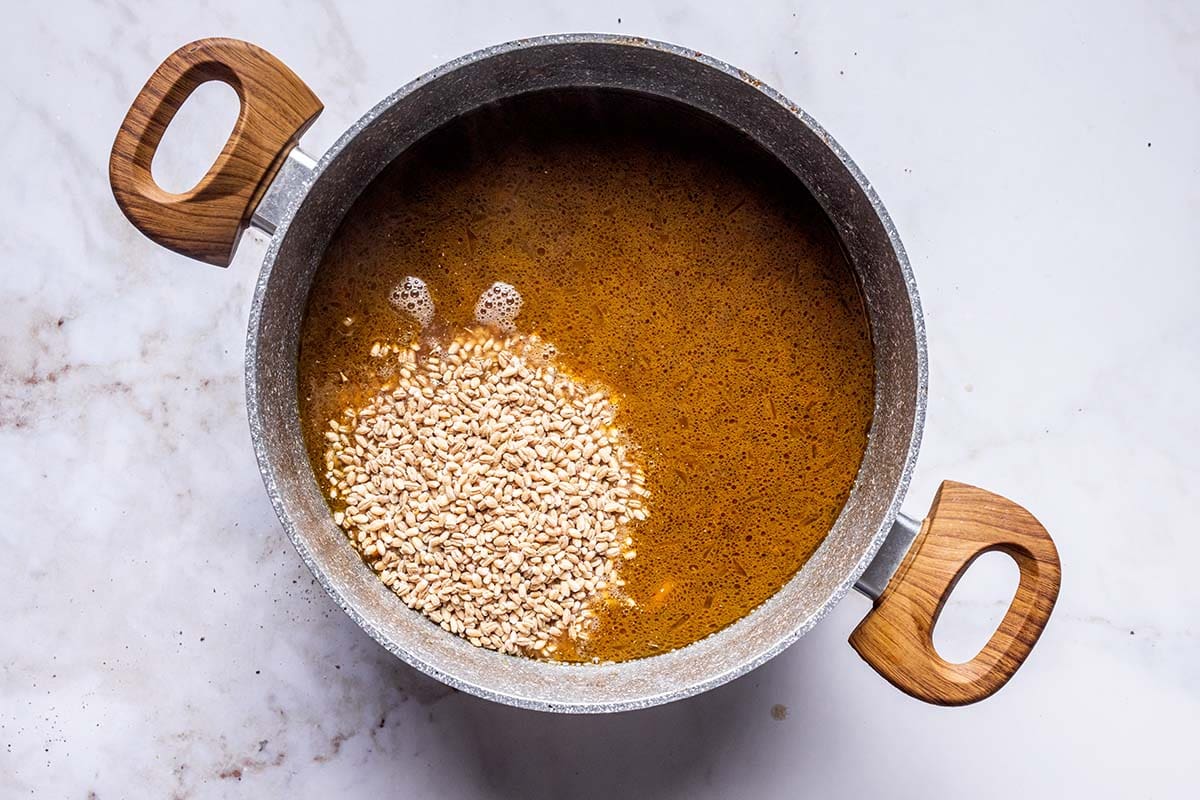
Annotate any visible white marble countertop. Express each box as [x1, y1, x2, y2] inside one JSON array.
[[3, 1, 1197, 797]]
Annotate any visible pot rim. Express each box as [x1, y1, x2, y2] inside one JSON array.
[[245, 32, 928, 712]]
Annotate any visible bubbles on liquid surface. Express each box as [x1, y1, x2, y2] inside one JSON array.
[[474, 281, 523, 333], [389, 276, 434, 327]]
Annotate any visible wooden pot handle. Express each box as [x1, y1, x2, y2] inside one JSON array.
[[849, 481, 1061, 705], [108, 38, 322, 266]]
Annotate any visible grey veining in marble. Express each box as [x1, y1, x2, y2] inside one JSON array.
[[1, 1, 1197, 797]]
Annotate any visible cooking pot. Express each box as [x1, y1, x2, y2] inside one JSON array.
[[109, 35, 1061, 712]]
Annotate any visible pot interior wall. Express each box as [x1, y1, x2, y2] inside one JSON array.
[[248, 37, 923, 711]]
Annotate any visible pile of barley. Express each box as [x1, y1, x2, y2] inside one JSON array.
[[323, 326, 647, 656]]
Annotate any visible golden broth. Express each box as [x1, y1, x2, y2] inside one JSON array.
[[298, 91, 874, 662]]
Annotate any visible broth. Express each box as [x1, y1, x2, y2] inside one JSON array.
[[298, 90, 874, 662]]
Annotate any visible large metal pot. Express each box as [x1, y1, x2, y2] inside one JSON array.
[[109, 34, 1061, 712]]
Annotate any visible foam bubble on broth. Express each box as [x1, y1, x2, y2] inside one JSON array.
[[389, 276, 434, 327], [474, 281, 523, 333]]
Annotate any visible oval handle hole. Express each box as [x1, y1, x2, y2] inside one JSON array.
[[151, 80, 240, 194], [933, 550, 1019, 664]]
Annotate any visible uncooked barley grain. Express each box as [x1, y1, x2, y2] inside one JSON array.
[[324, 326, 647, 657]]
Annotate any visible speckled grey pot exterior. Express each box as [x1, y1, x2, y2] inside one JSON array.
[[245, 34, 927, 713]]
